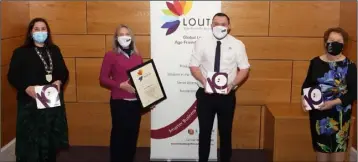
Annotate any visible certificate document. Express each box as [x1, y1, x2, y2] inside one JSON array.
[[35, 84, 61, 109], [127, 59, 167, 109], [303, 86, 324, 110]]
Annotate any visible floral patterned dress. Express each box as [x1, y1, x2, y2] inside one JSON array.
[[301, 56, 357, 153]]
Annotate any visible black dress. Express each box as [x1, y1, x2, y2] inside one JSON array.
[[301, 56, 357, 153], [7, 45, 70, 162]]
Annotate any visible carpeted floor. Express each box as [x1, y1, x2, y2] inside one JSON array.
[[57, 147, 268, 162]]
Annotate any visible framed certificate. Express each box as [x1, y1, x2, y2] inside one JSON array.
[[127, 59, 167, 109]]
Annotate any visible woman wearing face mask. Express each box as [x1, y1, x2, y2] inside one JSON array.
[[7, 18, 69, 162], [99, 24, 143, 162], [301, 27, 357, 162]]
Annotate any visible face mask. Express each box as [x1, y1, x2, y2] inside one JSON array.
[[212, 26, 228, 40], [117, 36, 132, 48], [32, 31, 48, 43], [326, 41, 344, 56]]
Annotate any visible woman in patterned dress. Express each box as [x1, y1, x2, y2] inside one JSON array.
[[301, 27, 357, 162]]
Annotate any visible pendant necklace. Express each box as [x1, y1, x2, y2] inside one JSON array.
[[35, 47, 53, 82]]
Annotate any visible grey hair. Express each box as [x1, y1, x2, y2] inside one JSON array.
[[112, 24, 139, 54]]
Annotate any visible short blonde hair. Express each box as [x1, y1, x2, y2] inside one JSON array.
[[112, 24, 139, 54]]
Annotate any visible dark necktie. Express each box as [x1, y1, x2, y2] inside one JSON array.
[[214, 41, 221, 72]]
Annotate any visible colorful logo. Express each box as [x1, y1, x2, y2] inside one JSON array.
[[161, 1, 192, 35], [187, 128, 194, 135], [137, 69, 143, 81]]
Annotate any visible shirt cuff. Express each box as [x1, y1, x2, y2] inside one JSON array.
[[238, 64, 250, 70]]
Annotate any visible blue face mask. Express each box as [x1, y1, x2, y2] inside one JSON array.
[[32, 31, 48, 43]]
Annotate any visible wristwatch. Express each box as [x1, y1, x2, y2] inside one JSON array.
[[230, 83, 238, 91]]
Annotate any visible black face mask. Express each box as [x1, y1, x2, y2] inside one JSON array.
[[326, 41, 344, 56], [119, 42, 133, 56]]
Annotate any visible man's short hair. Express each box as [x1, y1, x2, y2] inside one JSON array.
[[212, 13, 230, 25]]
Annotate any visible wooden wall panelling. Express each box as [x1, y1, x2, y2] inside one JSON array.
[[259, 106, 265, 149], [291, 61, 310, 103], [273, 115, 315, 160], [274, 119, 316, 161], [239, 37, 323, 60], [1, 65, 17, 147], [346, 40, 357, 63], [269, 1, 340, 37], [1, 37, 27, 147], [143, 58, 151, 63], [1, 0, 29, 147], [217, 106, 261, 149], [1, 1, 29, 39], [29, 1, 87, 34], [264, 104, 316, 161], [76, 58, 109, 103], [232, 106, 261, 149], [104, 35, 114, 52], [1, 36, 24, 66], [221, 2, 269, 36], [53, 35, 105, 58], [66, 103, 151, 146], [105, 35, 150, 59], [236, 60, 292, 105], [66, 103, 110, 146], [87, 2, 150, 34], [133, 36, 150, 59], [63, 58, 76, 102], [137, 112, 151, 147], [340, 1, 357, 41]]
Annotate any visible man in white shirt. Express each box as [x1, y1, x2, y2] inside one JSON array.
[[189, 13, 250, 162]]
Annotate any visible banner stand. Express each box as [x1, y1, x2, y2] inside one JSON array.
[[149, 1, 221, 161]]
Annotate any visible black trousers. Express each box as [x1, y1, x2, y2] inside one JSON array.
[[110, 99, 142, 162], [196, 88, 236, 162]]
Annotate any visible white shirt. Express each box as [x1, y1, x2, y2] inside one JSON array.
[[189, 34, 250, 88]]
